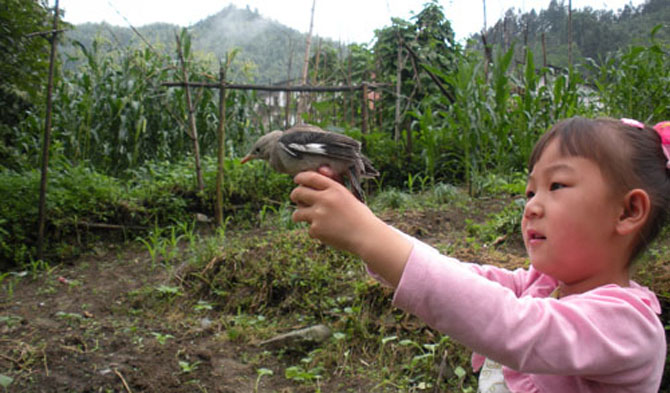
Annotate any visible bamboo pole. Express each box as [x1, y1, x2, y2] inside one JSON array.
[[361, 82, 369, 151], [296, 0, 316, 123], [215, 62, 227, 227], [568, 0, 573, 67], [37, 0, 60, 260], [394, 35, 403, 141], [347, 52, 353, 127], [176, 31, 204, 191], [162, 81, 385, 92], [542, 32, 547, 86], [285, 40, 294, 128]]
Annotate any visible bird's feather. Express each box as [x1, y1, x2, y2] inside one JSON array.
[[279, 131, 360, 161]]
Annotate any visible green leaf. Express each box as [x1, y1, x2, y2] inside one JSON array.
[[454, 366, 467, 379], [0, 374, 13, 388]]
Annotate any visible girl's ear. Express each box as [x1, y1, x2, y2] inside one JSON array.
[[616, 189, 651, 236]]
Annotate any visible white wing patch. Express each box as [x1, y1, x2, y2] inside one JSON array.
[[288, 143, 327, 155]]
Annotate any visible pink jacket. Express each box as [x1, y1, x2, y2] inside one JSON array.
[[387, 237, 665, 393]]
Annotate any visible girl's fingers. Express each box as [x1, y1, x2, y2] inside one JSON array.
[[291, 205, 311, 224], [293, 170, 338, 190], [316, 165, 342, 182]]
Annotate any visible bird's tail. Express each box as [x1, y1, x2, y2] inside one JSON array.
[[348, 166, 366, 203], [361, 155, 379, 178]]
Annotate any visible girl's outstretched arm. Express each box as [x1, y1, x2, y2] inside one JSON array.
[[290, 169, 412, 287]]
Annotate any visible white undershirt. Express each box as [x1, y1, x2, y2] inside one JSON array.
[[478, 358, 511, 393]]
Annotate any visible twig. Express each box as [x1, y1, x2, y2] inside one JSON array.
[[42, 348, 49, 376], [0, 353, 21, 367], [113, 368, 133, 393], [434, 349, 449, 393], [162, 81, 389, 92], [76, 221, 148, 230], [24, 28, 67, 38]]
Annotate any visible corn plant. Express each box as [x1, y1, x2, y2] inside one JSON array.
[[589, 25, 670, 122]]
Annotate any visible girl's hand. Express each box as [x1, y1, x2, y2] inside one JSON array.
[[290, 168, 412, 286], [290, 168, 372, 254]]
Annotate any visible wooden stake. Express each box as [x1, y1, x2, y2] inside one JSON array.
[[215, 61, 227, 227], [347, 52, 353, 126], [37, 0, 60, 261], [176, 31, 204, 191], [361, 82, 369, 150], [568, 0, 573, 67], [542, 32, 547, 85], [394, 35, 403, 142], [285, 40, 294, 128], [296, 0, 316, 123]]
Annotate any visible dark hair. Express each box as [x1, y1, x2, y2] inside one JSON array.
[[529, 116, 670, 261]]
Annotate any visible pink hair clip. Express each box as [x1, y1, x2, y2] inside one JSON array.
[[653, 121, 670, 169], [621, 118, 645, 129]]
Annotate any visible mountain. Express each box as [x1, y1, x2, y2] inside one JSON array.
[[62, 5, 340, 83]]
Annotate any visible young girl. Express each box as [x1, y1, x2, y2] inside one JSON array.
[[290, 117, 670, 392]]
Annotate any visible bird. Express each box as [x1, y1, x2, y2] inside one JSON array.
[[240, 124, 378, 202]]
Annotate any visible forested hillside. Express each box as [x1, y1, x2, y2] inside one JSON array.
[[469, 0, 670, 68]]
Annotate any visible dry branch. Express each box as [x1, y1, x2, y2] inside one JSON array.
[[162, 81, 387, 92]]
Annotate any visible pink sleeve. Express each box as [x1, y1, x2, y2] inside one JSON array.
[[392, 238, 666, 376]]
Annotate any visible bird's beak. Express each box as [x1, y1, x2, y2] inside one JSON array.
[[240, 154, 253, 164]]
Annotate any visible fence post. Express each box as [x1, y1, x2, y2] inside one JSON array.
[[361, 82, 369, 151], [176, 31, 205, 192], [37, 0, 60, 260], [215, 62, 227, 227]]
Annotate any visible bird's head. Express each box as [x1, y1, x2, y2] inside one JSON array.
[[241, 130, 283, 164]]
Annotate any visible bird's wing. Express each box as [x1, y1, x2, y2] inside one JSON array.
[[278, 130, 361, 161], [285, 124, 326, 133]]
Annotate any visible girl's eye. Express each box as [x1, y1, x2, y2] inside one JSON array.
[[550, 182, 565, 191], [525, 190, 535, 199]]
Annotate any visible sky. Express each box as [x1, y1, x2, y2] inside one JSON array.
[[57, 0, 646, 44]]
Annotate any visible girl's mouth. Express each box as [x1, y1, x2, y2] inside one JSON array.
[[526, 230, 546, 243]]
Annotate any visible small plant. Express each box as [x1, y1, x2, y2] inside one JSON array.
[[151, 332, 174, 345], [55, 311, 84, 327], [137, 225, 164, 270], [254, 368, 273, 393], [193, 300, 213, 312], [0, 374, 13, 390], [0, 315, 22, 329], [155, 284, 183, 298], [178, 360, 200, 374]]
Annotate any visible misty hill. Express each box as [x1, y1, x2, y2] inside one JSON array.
[[63, 5, 335, 83]]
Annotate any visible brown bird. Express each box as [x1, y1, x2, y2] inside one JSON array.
[[241, 124, 378, 202]]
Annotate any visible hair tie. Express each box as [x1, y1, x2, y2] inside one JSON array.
[[653, 121, 670, 170], [621, 118, 645, 129]]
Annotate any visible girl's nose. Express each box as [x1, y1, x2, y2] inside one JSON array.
[[524, 196, 543, 219]]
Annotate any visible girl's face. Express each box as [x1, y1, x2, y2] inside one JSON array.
[[522, 138, 624, 289]]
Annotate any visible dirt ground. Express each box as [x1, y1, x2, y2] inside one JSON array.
[[2, 203, 670, 392]]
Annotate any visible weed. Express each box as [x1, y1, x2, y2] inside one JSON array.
[[155, 284, 183, 298], [178, 360, 200, 374], [254, 368, 273, 393], [193, 300, 213, 312], [151, 332, 174, 345]]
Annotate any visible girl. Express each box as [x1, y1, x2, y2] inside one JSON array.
[[290, 117, 670, 392]]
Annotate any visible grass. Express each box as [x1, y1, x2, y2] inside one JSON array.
[[1, 178, 669, 392]]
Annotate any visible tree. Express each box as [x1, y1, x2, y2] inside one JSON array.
[[0, 0, 54, 126]]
